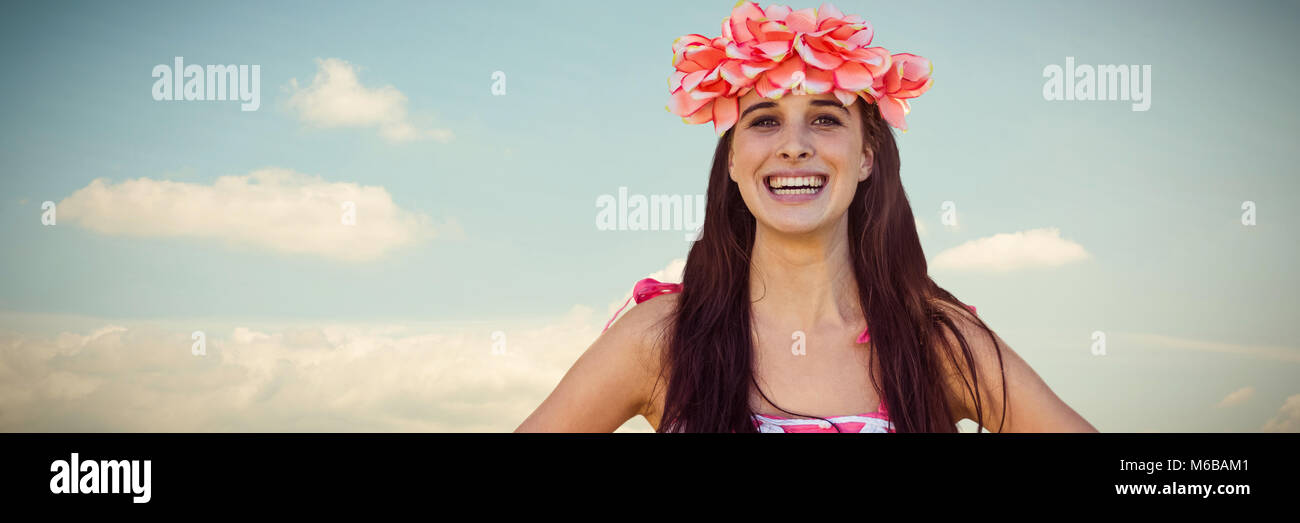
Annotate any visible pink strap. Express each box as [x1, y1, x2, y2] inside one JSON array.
[[858, 304, 976, 344], [602, 278, 684, 332]]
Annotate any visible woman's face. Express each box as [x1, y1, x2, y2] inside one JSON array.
[[729, 91, 872, 235]]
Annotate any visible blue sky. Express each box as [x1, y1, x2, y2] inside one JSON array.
[[1, 0, 1297, 432]]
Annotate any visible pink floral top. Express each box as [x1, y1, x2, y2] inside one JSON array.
[[603, 278, 976, 433], [751, 399, 895, 433]]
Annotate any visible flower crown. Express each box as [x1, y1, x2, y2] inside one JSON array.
[[668, 2, 934, 136]]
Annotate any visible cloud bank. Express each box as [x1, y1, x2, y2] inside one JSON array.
[[0, 259, 692, 433], [0, 306, 653, 432], [57, 168, 454, 262]]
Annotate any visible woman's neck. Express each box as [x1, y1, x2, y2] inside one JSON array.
[[749, 217, 863, 333]]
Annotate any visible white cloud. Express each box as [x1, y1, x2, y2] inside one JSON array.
[[0, 258, 692, 433], [1216, 386, 1255, 408], [647, 258, 687, 286], [0, 306, 653, 433], [58, 168, 452, 262], [929, 227, 1090, 272], [286, 58, 452, 143], [1123, 332, 1300, 363], [1262, 394, 1300, 432]]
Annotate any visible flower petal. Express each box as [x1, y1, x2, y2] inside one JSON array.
[[742, 61, 775, 78], [729, 2, 765, 43], [755, 40, 793, 59], [669, 70, 687, 92], [833, 88, 858, 106], [877, 96, 908, 130], [683, 100, 714, 124], [725, 41, 751, 60], [765, 4, 792, 20], [681, 69, 708, 91], [757, 20, 795, 42], [685, 46, 726, 69], [672, 34, 711, 54], [719, 60, 753, 87], [892, 77, 933, 99], [754, 73, 784, 98], [816, 2, 845, 24], [894, 53, 932, 80], [846, 46, 890, 73], [803, 67, 833, 93], [675, 58, 705, 74], [689, 79, 727, 100], [833, 61, 873, 91], [884, 62, 903, 93], [827, 23, 858, 42], [767, 56, 805, 89], [845, 23, 874, 47], [786, 7, 818, 33], [669, 87, 711, 116], [712, 95, 739, 136], [795, 36, 844, 70]]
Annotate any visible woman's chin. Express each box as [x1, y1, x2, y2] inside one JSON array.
[[757, 215, 833, 236]]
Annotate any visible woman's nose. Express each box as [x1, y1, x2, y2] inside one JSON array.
[[777, 127, 813, 161], [778, 141, 813, 161]]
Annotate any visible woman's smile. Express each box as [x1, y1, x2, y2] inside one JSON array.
[[763, 170, 828, 203]]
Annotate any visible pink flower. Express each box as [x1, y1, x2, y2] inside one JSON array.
[[668, 33, 742, 136], [871, 53, 935, 131], [667, 2, 933, 135]]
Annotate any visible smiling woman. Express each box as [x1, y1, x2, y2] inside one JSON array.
[[516, 1, 1098, 433]]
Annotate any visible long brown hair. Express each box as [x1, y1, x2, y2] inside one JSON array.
[[655, 99, 1008, 433]]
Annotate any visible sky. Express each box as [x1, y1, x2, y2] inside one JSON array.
[[0, 0, 1297, 433]]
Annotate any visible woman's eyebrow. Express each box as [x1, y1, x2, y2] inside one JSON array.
[[810, 99, 850, 113], [739, 101, 777, 120], [740, 99, 849, 120]]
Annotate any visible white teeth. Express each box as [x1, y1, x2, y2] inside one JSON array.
[[767, 175, 827, 189], [772, 187, 818, 195]]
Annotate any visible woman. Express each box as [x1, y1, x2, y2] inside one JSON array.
[[517, 2, 1097, 433]]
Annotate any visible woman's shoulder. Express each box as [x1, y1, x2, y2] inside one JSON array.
[[601, 279, 679, 356], [926, 295, 1017, 429], [606, 286, 678, 351], [599, 284, 677, 422], [604, 278, 681, 337], [926, 296, 993, 362]]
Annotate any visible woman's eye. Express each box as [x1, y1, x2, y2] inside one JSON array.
[[748, 115, 842, 128], [814, 115, 842, 126]]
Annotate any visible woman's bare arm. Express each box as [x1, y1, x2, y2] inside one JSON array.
[[514, 294, 672, 432], [937, 301, 1099, 433]]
